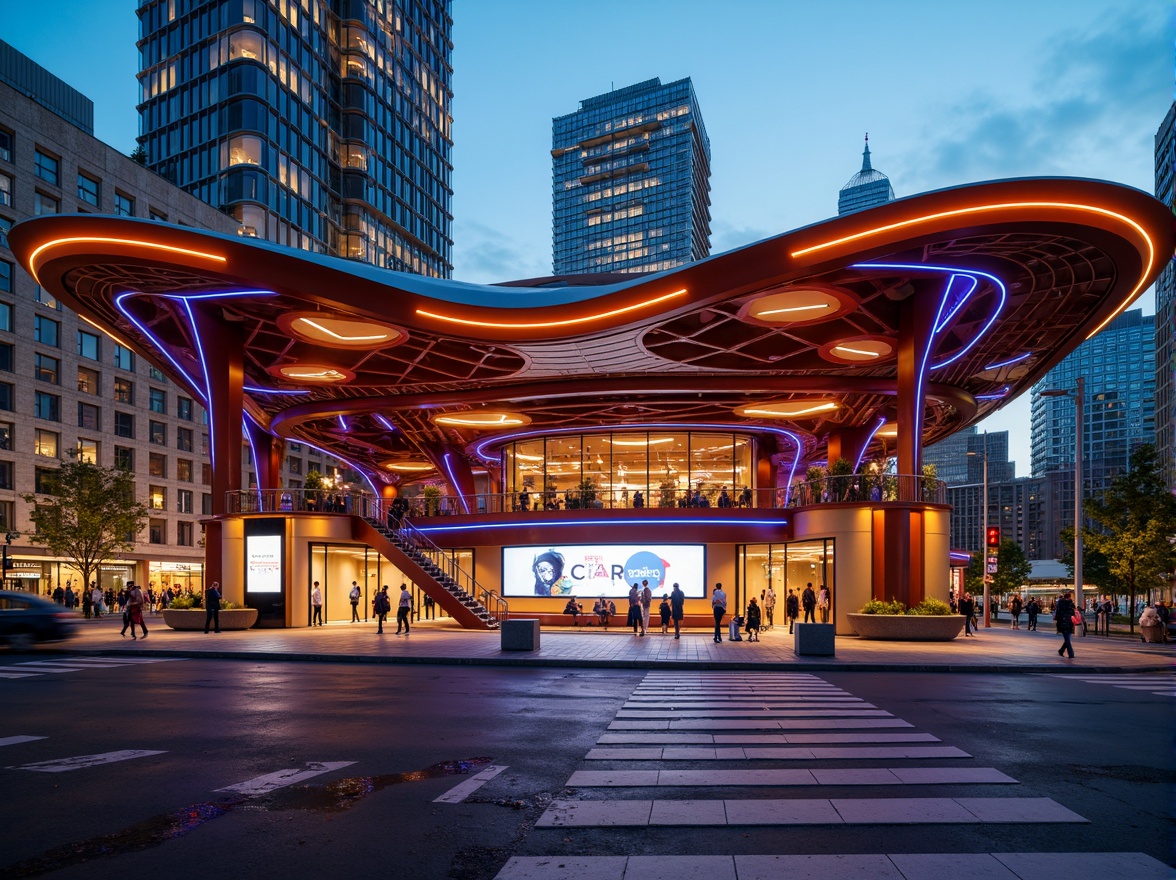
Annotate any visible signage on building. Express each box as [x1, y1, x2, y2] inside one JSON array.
[[502, 544, 706, 598]]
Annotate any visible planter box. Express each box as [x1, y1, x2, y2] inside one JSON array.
[[162, 608, 259, 631], [847, 613, 964, 641]]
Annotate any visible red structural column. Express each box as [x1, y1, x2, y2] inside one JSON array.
[[244, 418, 284, 492], [423, 445, 477, 514], [826, 424, 879, 470], [895, 291, 936, 478]]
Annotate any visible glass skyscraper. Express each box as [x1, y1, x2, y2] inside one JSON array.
[[1154, 101, 1174, 490], [837, 135, 895, 216], [137, 0, 453, 277], [552, 77, 711, 275]]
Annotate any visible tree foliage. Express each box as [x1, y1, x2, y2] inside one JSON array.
[[992, 539, 1032, 594], [1082, 445, 1176, 628], [22, 459, 148, 590]]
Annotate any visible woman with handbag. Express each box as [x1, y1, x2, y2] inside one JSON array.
[[1054, 590, 1077, 658]]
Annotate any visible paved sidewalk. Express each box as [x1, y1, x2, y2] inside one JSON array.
[[28, 614, 1173, 673]]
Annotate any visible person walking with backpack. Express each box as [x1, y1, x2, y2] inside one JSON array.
[[373, 585, 391, 634], [395, 583, 413, 635], [711, 583, 728, 643], [1054, 590, 1077, 658], [349, 581, 361, 623], [786, 589, 800, 633]]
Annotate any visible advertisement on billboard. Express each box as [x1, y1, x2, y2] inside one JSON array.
[[246, 534, 283, 593], [502, 544, 706, 598]]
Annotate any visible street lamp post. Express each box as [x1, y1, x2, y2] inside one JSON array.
[[968, 432, 991, 626], [1041, 376, 1085, 613]]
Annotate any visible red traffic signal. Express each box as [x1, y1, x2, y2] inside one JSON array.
[[985, 526, 1001, 549]]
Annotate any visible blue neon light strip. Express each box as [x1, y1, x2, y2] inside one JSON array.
[[975, 386, 1011, 401], [853, 416, 887, 473], [983, 352, 1031, 370], [416, 516, 789, 534], [374, 414, 396, 432], [338, 415, 349, 432], [934, 274, 978, 332], [244, 386, 311, 396]]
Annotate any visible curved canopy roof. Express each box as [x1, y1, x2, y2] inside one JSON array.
[[9, 177, 1173, 490]]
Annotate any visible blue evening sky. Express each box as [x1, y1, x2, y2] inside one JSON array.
[[1, 0, 1170, 471]]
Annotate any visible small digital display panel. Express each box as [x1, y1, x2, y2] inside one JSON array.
[[246, 534, 283, 593]]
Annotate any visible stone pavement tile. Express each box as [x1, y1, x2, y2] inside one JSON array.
[[724, 798, 843, 825], [989, 852, 1170, 879], [784, 733, 940, 743], [735, 854, 902, 879], [566, 770, 659, 787], [890, 768, 1018, 784], [955, 797, 1087, 823], [830, 797, 980, 824], [732, 747, 817, 759], [649, 798, 728, 825], [886, 853, 1018, 878], [585, 748, 663, 760], [808, 745, 971, 759], [534, 799, 652, 827], [624, 855, 736, 880], [656, 769, 816, 787], [598, 734, 714, 744], [608, 721, 669, 730], [810, 768, 902, 785], [493, 856, 628, 879]]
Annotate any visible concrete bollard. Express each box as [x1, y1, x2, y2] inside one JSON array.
[[501, 618, 541, 651]]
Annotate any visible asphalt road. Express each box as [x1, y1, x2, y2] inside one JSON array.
[[0, 658, 1170, 879]]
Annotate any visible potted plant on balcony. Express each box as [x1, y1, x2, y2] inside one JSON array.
[[161, 592, 258, 630], [847, 597, 964, 641]]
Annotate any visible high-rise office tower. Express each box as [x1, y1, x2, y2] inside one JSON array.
[[1030, 309, 1156, 554], [837, 134, 895, 216], [1154, 101, 1174, 491], [136, 0, 454, 277], [552, 77, 711, 275], [923, 427, 1014, 486]]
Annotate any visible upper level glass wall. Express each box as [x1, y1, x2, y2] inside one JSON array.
[[502, 432, 752, 509]]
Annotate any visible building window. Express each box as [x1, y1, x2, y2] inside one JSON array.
[[34, 429, 58, 457], [201, 493, 213, 516], [114, 345, 134, 371], [149, 420, 166, 445], [177, 396, 193, 421], [34, 150, 60, 185], [76, 438, 99, 464], [0, 383, 12, 412], [34, 316, 59, 347], [35, 286, 61, 310], [149, 519, 165, 544], [114, 192, 134, 216], [0, 301, 10, 331], [177, 521, 194, 546], [0, 260, 11, 295], [149, 452, 166, 477], [201, 463, 212, 485], [34, 392, 60, 421], [0, 460, 12, 490], [114, 377, 133, 403], [149, 209, 167, 221], [34, 467, 57, 494], [0, 342, 12, 372], [286, 455, 302, 475], [149, 387, 166, 413], [114, 445, 133, 470], [77, 173, 100, 206], [114, 411, 134, 438], [177, 427, 193, 452], [34, 192, 59, 215], [0, 500, 13, 531], [177, 458, 193, 482], [149, 485, 165, 510], [149, 367, 166, 382], [0, 216, 9, 249], [77, 402, 100, 430], [0, 173, 11, 208], [78, 366, 100, 394], [35, 353, 60, 384], [177, 489, 193, 514], [77, 330, 100, 360], [0, 130, 10, 162], [0, 422, 12, 450]]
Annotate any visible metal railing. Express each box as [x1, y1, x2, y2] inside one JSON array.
[[787, 474, 946, 506], [226, 489, 382, 517], [391, 518, 508, 626]]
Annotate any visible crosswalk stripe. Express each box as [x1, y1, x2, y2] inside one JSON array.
[[616, 709, 891, 718], [608, 718, 914, 730], [0, 671, 40, 679], [214, 761, 355, 795], [585, 745, 970, 761], [598, 732, 940, 745], [0, 735, 46, 747], [9, 750, 166, 772], [433, 764, 508, 803], [567, 767, 1016, 787]]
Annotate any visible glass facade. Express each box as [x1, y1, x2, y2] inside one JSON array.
[[502, 431, 753, 510], [738, 540, 835, 623], [137, 0, 454, 277], [1154, 101, 1174, 490], [837, 138, 895, 216], [552, 77, 711, 275]]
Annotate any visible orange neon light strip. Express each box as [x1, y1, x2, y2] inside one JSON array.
[[789, 201, 1155, 340], [80, 314, 133, 350], [28, 236, 227, 284], [416, 289, 688, 330]]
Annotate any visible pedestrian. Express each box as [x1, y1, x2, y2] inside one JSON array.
[[129, 582, 148, 639], [659, 595, 671, 634], [396, 583, 412, 634], [817, 585, 830, 623], [564, 596, 582, 626], [628, 583, 644, 636], [373, 585, 391, 634], [204, 581, 222, 633], [745, 597, 761, 641], [764, 586, 776, 629], [349, 581, 361, 622], [640, 580, 653, 634], [594, 596, 608, 628], [786, 589, 799, 634], [670, 582, 685, 639], [711, 582, 727, 643], [1026, 597, 1040, 631], [959, 591, 976, 636], [82, 588, 92, 619], [423, 593, 435, 620], [801, 583, 817, 624], [1054, 590, 1076, 658], [311, 581, 324, 626], [91, 584, 104, 617], [1009, 595, 1022, 629], [1155, 600, 1170, 642], [64, 584, 75, 610]]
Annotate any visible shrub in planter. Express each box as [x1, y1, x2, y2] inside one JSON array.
[[849, 596, 963, 640]]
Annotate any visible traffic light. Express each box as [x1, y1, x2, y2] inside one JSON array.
[[986, 526, 1001, 549]]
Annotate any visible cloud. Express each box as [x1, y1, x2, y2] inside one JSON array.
[[453, 221, 550, 282], [897, 6, 1168, 191], [711, 221, 777, 255]]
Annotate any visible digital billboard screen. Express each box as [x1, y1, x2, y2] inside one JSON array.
[[245, 533, 283, 593], [502, 544, 706, 598]]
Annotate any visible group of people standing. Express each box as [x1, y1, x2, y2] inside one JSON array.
[[372, 584, 414, 635]]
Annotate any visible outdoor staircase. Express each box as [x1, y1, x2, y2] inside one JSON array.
[[355, 516, 505, 630]]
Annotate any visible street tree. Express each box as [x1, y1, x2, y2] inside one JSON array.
[[22, 458, 148, 592], [992, 539, 1032, 597], [1082, 444, 1176, 632]]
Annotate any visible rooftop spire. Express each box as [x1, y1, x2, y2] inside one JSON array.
[[861, 133, 872, 172]]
